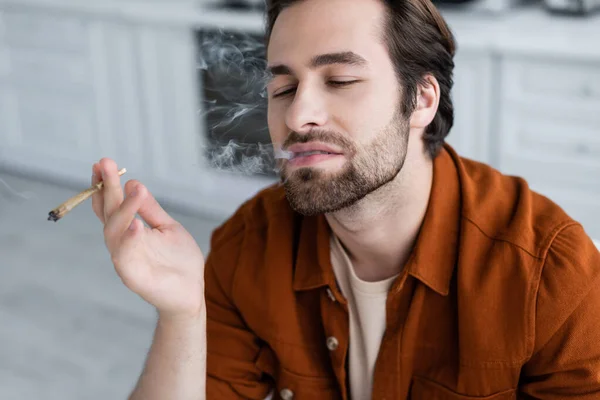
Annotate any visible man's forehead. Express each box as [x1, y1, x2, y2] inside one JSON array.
[[267, 0, 386, 55]]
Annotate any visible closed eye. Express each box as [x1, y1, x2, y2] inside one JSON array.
[[272, 86, 296, 98], [272, 80, 360, 98], [328, 80, 359, 87]]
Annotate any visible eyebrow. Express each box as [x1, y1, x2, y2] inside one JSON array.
[[267, 51, 368, 76]]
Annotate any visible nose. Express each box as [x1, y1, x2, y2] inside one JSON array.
[[285, 84, 328, 134]]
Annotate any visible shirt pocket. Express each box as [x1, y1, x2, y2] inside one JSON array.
[[411, 376, 516, 400], [274, 366, 341, 399]]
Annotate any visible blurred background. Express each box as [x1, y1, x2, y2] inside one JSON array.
[[0, 0, 599, 398]]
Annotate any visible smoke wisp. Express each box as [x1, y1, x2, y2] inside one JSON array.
[[0, 176, 37, 202], [197, 28, 286, 176]]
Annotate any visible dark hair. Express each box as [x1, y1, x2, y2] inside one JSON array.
[[265, 0, 456, 158]]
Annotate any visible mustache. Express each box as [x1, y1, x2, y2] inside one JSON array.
[[282, 130, 356, 154]]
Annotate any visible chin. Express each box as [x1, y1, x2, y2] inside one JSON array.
[[283, 185, 363, 217], [282, 167, 335, 185], [283, 161, 347, 181]]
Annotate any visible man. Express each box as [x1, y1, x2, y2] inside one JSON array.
[[92, 0, 600, 398]]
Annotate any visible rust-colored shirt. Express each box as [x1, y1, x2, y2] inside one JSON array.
[[205, 144, 600, 399]]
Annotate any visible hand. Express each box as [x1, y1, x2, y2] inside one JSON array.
[[92, 158, 205, 319]]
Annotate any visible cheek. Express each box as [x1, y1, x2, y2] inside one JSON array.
[[340, 81, 397, 117], [336, 99, 397, 145], [267, 104, 287, 145]]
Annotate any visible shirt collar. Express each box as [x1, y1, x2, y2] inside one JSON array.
[[293, 144, 461, 296], [406, 145, 460, 296]]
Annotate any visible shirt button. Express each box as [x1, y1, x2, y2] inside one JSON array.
[[326, 336, 339, 351], [326, 288, 336, 302], [280, 388, 294, 400]]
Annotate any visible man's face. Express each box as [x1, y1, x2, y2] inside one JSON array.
[[266, 0, 410, 216]]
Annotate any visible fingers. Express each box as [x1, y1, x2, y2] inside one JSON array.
[[99, 158, 124, 222], [91, 163, 104, 223], [136, 183, 176, 229], [93, 157, 173, 242], [103, 180, 146, 253]]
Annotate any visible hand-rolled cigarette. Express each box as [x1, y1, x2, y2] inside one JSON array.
[[47, 168, 127, 222]]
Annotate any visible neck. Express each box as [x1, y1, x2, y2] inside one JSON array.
[[325, 141, 433, 282]]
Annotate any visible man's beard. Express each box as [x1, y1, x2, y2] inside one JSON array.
[[279, 110, 410, 216]]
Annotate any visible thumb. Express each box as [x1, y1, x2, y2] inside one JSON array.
[[135, 184, 176, 229]]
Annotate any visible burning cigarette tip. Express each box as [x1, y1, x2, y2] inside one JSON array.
[[48, 211, 60, 222]]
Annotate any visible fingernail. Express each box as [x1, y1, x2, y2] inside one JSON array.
[[129, 220, 136, 230], [129, 184, 139, 197]]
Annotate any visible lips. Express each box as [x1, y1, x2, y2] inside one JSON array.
[[293, 150, 335, 158], [282, 143, 345, 168], [286, 143, 343, 159]]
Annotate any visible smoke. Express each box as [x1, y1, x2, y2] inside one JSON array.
[[197, 30, 270, 105], [0, 176, 37, 202], [208, 140, 274, 175], [197, 28, 286, 176]]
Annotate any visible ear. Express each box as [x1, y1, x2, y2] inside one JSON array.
[[409, 74, 440, 130]]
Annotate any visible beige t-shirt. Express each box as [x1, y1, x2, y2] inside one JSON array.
[[330, 235, 399, 400]]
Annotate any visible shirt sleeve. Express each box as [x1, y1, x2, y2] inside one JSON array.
[[519, 223, 600, 399], [204, 226, 274, 400]]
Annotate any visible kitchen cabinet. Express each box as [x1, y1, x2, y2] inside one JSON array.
[[0, 9, 138, 181], [0, 5, 201, 200], [497, 55, 600, 236], [0, 10, 95, 175]]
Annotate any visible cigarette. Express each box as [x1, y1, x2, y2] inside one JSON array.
[[47, 168, 127, 222]]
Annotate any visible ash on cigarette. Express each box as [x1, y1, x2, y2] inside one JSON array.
[[47, 211, 60, 222]]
